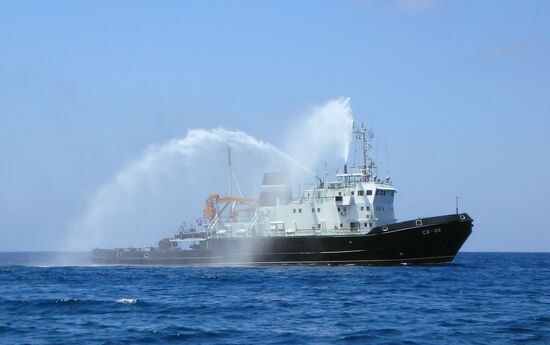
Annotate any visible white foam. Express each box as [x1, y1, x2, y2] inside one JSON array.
[[55, 298, 78, 303], [115, 298, 137, 304]]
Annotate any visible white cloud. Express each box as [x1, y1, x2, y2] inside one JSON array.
[[352, 0, 440, 14], [393, 0, 440, 13], [479, 38, 550, 60]]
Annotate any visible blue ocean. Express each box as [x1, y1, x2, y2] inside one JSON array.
[[1, 252, 549, 344]]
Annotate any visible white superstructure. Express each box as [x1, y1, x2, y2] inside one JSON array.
[[204, 125, 397, 238]]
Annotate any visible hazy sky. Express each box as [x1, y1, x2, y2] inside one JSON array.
[[1, 0, 549, 251]]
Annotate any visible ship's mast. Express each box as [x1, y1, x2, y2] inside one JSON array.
[[227, 146, 244, 197], [352, 123, 376, 181], [361, 124, 367, 174], [228, 146, 232, 196]]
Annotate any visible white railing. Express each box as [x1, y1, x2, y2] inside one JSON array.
[[206, 214, 220, 233]]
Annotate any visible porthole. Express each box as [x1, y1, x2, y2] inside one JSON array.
[[416, 219, 423, 226]]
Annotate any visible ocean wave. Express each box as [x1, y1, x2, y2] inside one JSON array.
[[115, 298, 138, 304], [4, 298, 91, 305], [3, 297, 116, 309], [55, 298, 80, 304], [1, 253, 550, 344]]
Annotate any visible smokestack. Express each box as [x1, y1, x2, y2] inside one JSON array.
[[257, 173, 292, 207]]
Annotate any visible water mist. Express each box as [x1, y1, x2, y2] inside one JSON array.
[[68, 98, 355, 250]]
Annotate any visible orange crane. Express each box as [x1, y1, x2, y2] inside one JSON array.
[[203, 194, 256, 221]]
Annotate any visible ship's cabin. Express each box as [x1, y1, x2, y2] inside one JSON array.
[[207, 125, 398, 238], [250, 166, 397, 237]]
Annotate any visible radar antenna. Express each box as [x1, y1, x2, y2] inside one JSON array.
[[353, 123, 376, 181]]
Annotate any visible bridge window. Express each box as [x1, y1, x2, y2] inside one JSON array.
[[360, 206, 364, 211], [298, 209, 302, 213], [358, 190, 364, 196], [335, 196, 343, 202], [317, 208, 320, 212], [293, 209, 296, 213], [367, 206, 370, 211], [364, 223, 368, 227], [367, 190, 372, 195], [312, 208, 315, 212], [337, 207, 341, 212]]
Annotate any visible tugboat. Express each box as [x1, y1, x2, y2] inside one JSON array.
[[91, 125, 472, 265]]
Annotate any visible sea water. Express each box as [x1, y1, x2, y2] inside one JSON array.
[[0, 252, 549, 344]]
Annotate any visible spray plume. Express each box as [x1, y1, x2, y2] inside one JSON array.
[[68, 98, 355, 250], [284, 97, 354, 178]]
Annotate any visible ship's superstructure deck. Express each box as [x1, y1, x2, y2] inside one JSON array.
[[203, 125, 397, 240]]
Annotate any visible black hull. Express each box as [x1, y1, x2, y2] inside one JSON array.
[[91, 213, 472, 265]]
